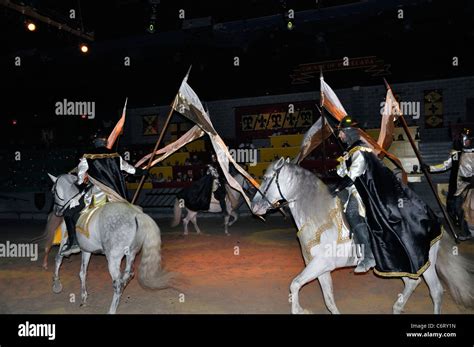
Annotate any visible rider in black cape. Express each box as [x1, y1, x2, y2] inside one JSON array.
[[332, 116, 442, 278], [60, 130, 148, 256], [177, 154, 228, 214]]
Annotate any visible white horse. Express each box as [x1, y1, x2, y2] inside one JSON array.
[[171, 173, 250, 235], [48, 173, 171, 314], [251, 157, 474, 314]]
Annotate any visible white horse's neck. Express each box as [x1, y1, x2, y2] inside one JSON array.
[[279, 164, 330, 229]]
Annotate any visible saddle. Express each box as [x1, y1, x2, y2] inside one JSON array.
[[76, 193, 108, 238]]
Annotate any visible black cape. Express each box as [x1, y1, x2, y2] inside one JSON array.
[[83, 147, 129, 200], [349, 142, 442, 278], [177, 174, 214, 211]]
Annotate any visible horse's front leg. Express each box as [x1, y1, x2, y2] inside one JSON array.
[[107, 254, 124, 314], [52, 237, 66, 294], [318, 272, 340, 314], [290, 254, 331, 314]]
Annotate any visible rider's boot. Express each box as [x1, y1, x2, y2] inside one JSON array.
[[60, 215, 81, 257], [353, 223, 376, 273]]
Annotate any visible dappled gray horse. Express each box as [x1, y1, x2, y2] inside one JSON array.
[[48, 173, 171, 314], [251, 158, 474, 314]]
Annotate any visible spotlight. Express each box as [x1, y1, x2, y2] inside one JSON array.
[[147, 0, 159, 34], [283, 9, 294, 31], [26, 21, 36, 32], [80, 44, 89, 53], [147, 21, 156, 34]]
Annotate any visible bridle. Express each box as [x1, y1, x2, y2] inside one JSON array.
[[51, 175, 82, 216], [259, 165, 292, 209]]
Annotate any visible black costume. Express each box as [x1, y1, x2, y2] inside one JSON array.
[[60, 136, 147, 256], [177, 174, 214, 211], [334, 117, 442, 278]]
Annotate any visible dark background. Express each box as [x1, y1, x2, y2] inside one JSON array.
[[1, 0, 473, 146]]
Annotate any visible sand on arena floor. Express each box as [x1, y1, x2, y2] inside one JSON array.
[[0, 216, 472, 314]]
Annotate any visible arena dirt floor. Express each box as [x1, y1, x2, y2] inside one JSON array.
[[0, 215, 473, 314]]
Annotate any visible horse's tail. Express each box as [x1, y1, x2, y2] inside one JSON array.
[[136, 213, 173, 290], [435, 232, 474, 308], [170, 198, 182, 227]]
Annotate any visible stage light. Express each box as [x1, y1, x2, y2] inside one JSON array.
[[80, 44, 89, 53], [26, 22, 36, 32], [147, 22, 156, 34], [146, 0, 159, 34], [283, 8, 294, 31], [11, 119, 17, 125]]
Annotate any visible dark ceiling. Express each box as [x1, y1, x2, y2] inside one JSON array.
[[1, 0, 473, 143]]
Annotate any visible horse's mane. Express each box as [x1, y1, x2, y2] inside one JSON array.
[[284, 163, 327, 193]]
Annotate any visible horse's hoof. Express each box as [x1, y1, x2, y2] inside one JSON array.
[[393, 307, 404, 314], [52, 281, 63, 294], [293, 308, 312, 314]]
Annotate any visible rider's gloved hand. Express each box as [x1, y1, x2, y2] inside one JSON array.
[[420, 162, 431, 173], [76, 182, 89, 190]]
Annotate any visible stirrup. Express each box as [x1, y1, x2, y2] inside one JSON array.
[[354, 259, 375, 273], [60, 244, 80, 257]]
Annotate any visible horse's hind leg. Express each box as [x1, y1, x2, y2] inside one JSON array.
[[228, 210, 238, 227], [226, 199, 238, 227], [190, 212, 202, 235], [121, 251, 137, 288], [318, 272, 340, 314], [224, 215, 230, 235], [79, 251, 92, 306], [107, 254, 124, 314], [183, 211, 191, 235], [423, 264, 443, 314], [422, 241, 443, 314], [290, 256, 331, 314], [392, 277, 421, 314]]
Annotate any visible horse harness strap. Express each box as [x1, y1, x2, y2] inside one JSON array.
[[52, 175, 85, 215], [262, 166, 292, 209]]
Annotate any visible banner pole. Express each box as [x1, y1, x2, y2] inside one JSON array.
[[131, 96, 177, 205]]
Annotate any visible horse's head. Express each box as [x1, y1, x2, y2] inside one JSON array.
[[48, 173, 79, 216], [251, 157, 291, 216]]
